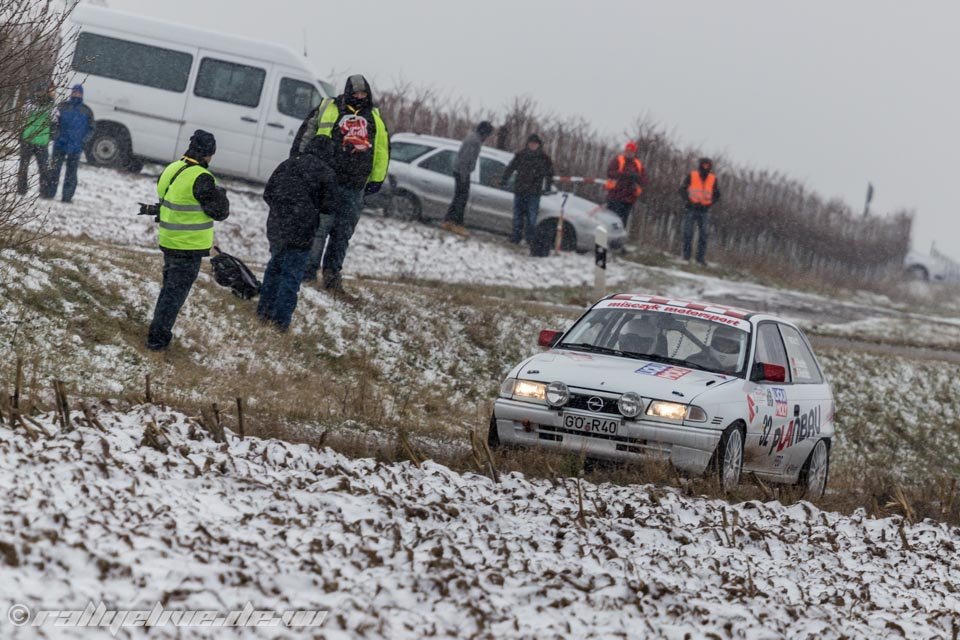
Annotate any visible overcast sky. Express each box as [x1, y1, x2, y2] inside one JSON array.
[[103, 0, 958, 259]]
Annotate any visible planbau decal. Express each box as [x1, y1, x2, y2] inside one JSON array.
[[759, 406, 822, 456], [636, 363, 691, 381]]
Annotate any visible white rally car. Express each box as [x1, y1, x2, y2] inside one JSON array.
[[491, 294, 834, 496]]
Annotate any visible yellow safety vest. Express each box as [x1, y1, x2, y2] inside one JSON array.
[[156, 159, 215, 251], [315, 98, 390, 183]]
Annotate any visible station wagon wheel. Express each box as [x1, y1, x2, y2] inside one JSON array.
[[798, 439, 830, 499], [389, 190, 422, 222], [716, 425, 744, 492]]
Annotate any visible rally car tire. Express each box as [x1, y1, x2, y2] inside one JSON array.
[[715, 423, 745, 492], [797, 438, 830, 499]]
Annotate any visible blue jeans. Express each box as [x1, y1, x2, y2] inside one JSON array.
[[258, 245, 310, 330], [682, 208, 710, 263], [511, 194, 541, 243], [147, 251, 203, 350], [304, 183, 364, 279], [47, 149, 80, 201]]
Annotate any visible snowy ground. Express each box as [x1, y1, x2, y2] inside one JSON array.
[[2, 406, 958, 639], [21, 161, 960, 346]]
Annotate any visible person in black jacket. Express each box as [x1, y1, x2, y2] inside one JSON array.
[[258, 137, 336, 330], [501, 133, 554, 248]]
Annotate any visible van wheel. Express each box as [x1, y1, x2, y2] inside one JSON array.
[[531, 219, 576, 257], [905, 265, 929, 281], [125, 156, 144, 174], [86, 125, 131, 169]]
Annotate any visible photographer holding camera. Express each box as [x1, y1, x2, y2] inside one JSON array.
[[145, 129, 229, 352]]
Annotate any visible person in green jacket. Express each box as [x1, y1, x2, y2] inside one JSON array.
[[17, 84, 56, 197]]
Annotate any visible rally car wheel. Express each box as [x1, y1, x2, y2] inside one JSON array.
[[798, 439, 830, 499], [487, 413, 500, 450], [716, 424, 744, 492], [389, 190, 422, 222]]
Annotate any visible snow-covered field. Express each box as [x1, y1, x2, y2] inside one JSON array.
[[2, 406, 958, 639], [23, 162, 960, 344], [5, 163, 960, 639]]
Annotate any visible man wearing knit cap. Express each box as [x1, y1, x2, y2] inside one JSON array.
[[46, 84, 95, 203], [146, 129, 230, 352], [604, 141, 647, 230], [501, 133, 554, 252]]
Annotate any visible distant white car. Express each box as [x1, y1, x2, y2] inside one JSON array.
[[384, 133, 627, 254], [904, 249, 960, 283], [492, 294, 835, 496]]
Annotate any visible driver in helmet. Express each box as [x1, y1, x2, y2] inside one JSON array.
[[618, 316, 659, 355], [692, 325, 743, 371]]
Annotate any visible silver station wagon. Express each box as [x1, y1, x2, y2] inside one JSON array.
[[384, 133, 628, 253], [491, 294, 835, 496]]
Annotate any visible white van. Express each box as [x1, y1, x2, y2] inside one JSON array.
[[66, 4, 328, 182]]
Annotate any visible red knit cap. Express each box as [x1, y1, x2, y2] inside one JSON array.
[[624, 141, 638, 153]]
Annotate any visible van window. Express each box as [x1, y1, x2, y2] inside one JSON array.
[[194, 58, 265, 108], [72, 32, 193, 92], [277, 78, 321, 120]]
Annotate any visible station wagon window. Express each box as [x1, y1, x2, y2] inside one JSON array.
[[391, 142, 433, 164], [277, 78, 321, 119], [753, 323, 790, 382], [778, 325, 823, 384], [418, 150, 457, 176], [478, 157, 506, 188], [194, 58, 265, 108], [72, 33, 193, 92]]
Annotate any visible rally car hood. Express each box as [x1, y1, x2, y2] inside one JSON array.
[[516, 349, 736, 400]]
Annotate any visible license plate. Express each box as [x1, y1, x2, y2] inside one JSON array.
[[561, 412, 621, 435]]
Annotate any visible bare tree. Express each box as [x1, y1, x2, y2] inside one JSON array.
[[0, 0, 76, 251]]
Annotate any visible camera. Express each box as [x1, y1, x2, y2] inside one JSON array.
[[138, 202, 160, 221]]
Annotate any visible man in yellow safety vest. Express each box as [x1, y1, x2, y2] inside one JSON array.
[[292, 74, 389, 294], [146, 129, 230, 351], [678, 157, 721, 265]]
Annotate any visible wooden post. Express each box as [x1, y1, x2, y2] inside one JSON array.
[[145, 374, 152, 404], [594, 225, 608, 300], [236, 397, 245, 439]]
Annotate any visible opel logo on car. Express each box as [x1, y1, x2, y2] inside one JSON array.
[[587, 396, 605, 412]]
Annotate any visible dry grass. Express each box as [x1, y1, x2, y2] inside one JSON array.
[[3, 237, 959, 527]]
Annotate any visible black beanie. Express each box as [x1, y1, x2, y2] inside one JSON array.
[[187, 129, 217, 158], [527, 133, 542, 145], [476, 121, 494, 137]]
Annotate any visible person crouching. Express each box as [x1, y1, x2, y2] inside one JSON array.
[[258, 137, 336, 330]]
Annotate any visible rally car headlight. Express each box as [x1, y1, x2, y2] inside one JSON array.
[[647, 400, 688, 421], [686, 406, 708, 422], [618, 392, 643, 418], [546, 381, 570, 407], [512, 379, 547, 403]]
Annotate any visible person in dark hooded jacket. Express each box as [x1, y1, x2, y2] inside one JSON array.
[[258, 137, 336, 330], [291, 74, 390, 294], [46, 84, 95, 203], [501, 133, 554, 247]]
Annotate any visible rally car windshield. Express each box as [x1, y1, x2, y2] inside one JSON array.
[[558, 308, 751, 377]]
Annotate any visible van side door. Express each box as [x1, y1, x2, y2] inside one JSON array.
[[180, 51, 268, 178], [256, 71, 323, 181]]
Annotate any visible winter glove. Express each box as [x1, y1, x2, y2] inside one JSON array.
[[364, 182, 382, 196]]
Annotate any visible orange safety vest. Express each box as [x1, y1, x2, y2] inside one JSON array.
[[605, 155, 643, 197], [687, 171, 716, 206]]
